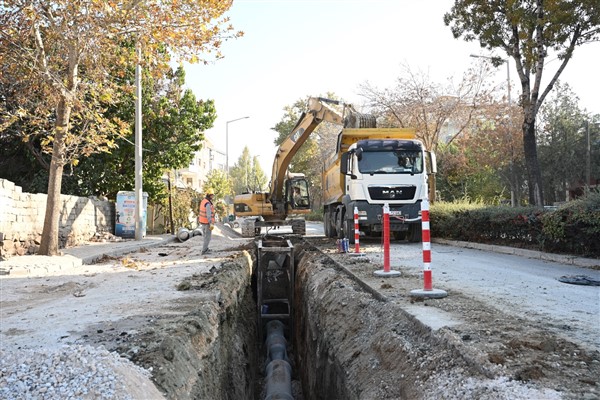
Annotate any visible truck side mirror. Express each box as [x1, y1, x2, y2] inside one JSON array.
[[426, 151, 437, 174], [340, 152, 357, 179], [341, 152, 349, 175]]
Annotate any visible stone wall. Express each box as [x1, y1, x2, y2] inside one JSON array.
[[0, 179, 114, 256]]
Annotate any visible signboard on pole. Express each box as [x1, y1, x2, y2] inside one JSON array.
[[116, 191, 148, 238]]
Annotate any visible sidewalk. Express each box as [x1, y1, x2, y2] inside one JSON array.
[[0, 234, 176, 277]]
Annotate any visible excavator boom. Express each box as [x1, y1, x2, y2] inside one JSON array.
[[269, 98, 345, 203]]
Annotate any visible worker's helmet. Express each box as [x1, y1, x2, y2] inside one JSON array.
[[206, 188, 215, 195]]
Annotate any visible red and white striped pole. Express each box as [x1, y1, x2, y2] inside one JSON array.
[[421, 197, 433, 290], [353, 207, 361, 254], [374, 203, 400, 277], [383, 203, 390, 272], [410, 197, 447, 298]]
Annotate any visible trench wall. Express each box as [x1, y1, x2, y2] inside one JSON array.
[[133, 252, 258, 400], [293, 248, 425, 400], [0, 178, 114, 256]]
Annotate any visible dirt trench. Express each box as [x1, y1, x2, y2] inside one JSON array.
[[94, 238, 598, 399], [96, 240, 443, 399]]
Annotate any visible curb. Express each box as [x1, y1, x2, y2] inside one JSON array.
[[432, 238, 599, 269]]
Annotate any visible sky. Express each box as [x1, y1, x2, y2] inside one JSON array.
[[184, 0, 600, 179]]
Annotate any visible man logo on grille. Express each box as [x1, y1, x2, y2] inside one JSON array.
[[382, 189, 403, 199]]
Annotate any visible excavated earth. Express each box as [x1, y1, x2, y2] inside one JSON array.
[[1, 227, 599, 399]]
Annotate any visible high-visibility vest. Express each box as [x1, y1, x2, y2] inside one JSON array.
[[199, 198, 214, 224]]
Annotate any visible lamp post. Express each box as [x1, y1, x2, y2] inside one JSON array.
[[471, 54, 516, 206], [226, 116, 250, 174], [134, 41, 144, 240]]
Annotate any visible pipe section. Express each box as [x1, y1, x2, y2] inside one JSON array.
[[264, 320, 293, 400]]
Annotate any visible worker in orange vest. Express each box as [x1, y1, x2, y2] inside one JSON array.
[[199, 188, 215, 255]]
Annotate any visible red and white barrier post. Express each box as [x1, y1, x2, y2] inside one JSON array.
[[353, 207, 361, 254], [410, 197, 447, 298], [374, 203, 400, 277]]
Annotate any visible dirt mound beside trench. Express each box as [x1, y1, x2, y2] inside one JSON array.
[[293, 243, 599, 399]]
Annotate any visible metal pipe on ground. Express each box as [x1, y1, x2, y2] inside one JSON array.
[[264, 320, 293, 400], [177, 228, 190, 242]]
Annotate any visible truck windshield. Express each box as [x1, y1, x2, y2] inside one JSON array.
[[358, 150, 423, 174]]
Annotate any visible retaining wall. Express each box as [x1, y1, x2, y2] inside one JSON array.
[[0, 179, 114, 256]]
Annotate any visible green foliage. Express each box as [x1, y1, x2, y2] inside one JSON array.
[[229, 147, 266, 195], [537, 83, 599, 204], [444, 0, 600, 206], [444, 1, 600, 62], [203, 168, 232, 202], [541, 191, 600, 256], [168, 187, 200, 230], [305, 209, 323, 222], [431, 191, 600, 257], [63, 67, 216, 202]]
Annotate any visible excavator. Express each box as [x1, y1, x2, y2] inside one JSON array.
[[233, 97, 374, 237]]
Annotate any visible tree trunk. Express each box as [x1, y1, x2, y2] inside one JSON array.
[[522, 113, 544, 206], [38, 97, 71, 256]]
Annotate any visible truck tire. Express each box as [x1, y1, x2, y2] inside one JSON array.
[[344, 218, 355, 244], [394, 231, 407, 241], [329, 210, 337, 237], [335, 210, 344, 239], [323, 212, 331, 237], [291, 220, 306, 235], [241, 219, 256, 238], [408, 223, 422, 242]]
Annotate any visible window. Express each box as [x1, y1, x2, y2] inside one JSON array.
[[358, 150, 423, 174]]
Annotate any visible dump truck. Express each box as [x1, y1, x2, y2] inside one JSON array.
[[322, 128, 437, 243]]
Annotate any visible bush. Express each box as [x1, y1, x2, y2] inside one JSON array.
[[305, 209, 323, 221], [430, 192, 600, 258], [541, 191, 600, 257]]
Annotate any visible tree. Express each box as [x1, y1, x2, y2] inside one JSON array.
[[272, 94, 343, 209], [359, 64, 493, 201], [204, 168, 233, 203], [437, 102, 526, 204], [65, 67, 217, 202], [537, 82, 591, 203], [444, 0, 600, 205], [229, 147, 266, 196], [251, 155, 268, 192], [0, 1, 241, 255]]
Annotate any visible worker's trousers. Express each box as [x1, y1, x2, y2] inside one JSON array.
[[201, 224, 212, 252]]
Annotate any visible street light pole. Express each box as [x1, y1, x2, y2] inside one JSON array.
[[226, 116, 250, 174], [471, 54, 516, 206], [134, 41, 144, 240]]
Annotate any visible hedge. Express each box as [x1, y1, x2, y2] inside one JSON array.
[[430, 192, 600, 259]]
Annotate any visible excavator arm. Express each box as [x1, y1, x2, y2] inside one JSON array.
[[269, 97, 347, 204]]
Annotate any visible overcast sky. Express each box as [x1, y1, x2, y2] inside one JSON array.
[[184, 0, 600, 178]]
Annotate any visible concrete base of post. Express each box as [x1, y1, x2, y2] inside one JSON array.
[[374, 269, 401, 277], [410, 288, 448, 299]]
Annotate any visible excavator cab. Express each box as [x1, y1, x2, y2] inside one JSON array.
[[286, 177, 310, 211]]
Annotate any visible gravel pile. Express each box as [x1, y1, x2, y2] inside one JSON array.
[[0, 345, 155, 400]]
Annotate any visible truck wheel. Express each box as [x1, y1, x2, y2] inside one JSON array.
[[329, 210, 337, 237], [344, 218, 355, 244], [335, 210, 344, 239], [323, 212, 331, 237], [394, 231, 407, 240], [291, 220, 306, 235], [241, 219, 255, 238], [408, 224, 422, 242]]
